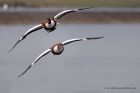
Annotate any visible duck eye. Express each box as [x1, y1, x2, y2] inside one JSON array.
[[48, 18, 51, 24]]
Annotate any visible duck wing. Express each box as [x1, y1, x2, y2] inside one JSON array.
[[18, 48, 51, 78], [9, 24, 43, 52], [62, 37, 104, 45], [54, 7, 94, 20]]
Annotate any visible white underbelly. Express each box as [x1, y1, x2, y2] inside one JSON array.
[[46, 20, 56, 28], [53, 46, 63, 53]]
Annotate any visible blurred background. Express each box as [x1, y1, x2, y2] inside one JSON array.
[[0, 0, 140, 93], [0, 0, 140, 24]]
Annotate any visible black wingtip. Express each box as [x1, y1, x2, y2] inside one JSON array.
[[8, 48, 13, 53], [8, 44, 15, 53], [86, 37, 104, 40], [78, 6, 95, 10], [8, 40, 20, 53], [18, 65, 32, 78]]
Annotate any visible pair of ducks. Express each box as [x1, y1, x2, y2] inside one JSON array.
[[9, 7, 104, 78]]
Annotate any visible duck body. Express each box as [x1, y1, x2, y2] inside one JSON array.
[[51, 43, 64, 55], [9, 7, 94, 52], [42, 18, 57, 32], [18, 37, 103, 78]]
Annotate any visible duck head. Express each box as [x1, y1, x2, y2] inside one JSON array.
[[51, 43, 64, 55]]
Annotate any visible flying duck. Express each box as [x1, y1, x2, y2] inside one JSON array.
[[9, 7, 93, 52], [18, 36, 103, 78]]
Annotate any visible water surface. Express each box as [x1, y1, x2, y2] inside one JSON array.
[[0, 24, 140, 93]]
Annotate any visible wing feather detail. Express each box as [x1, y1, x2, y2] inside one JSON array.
[[62, 37, 104, 45], [54, 7, 94, 20], [18, 48, 51, 78], [9, 24, 43, 52]]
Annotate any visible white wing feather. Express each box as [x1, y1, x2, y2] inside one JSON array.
[[62, 38, 83, 45], [18, 48, 51, 78], [32, 48, 52, 66], [54, 7, 94, 20], [54, 10, 75, 20], [62, 37, 104, 45], [24, 24, 43, 35], [9, 24, 43, 52]]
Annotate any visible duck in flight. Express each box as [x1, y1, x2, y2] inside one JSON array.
[[18, 36, 103, 78], [9, 7, 93, 52]]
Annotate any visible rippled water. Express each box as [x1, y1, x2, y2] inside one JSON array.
[[0, 24, 140, 93]]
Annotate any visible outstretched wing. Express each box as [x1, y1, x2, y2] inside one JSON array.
[[9, 24, 43, 52], [54, 7, 94, 20], [18, 48, 51, 78], [62, 37, 104, 45]]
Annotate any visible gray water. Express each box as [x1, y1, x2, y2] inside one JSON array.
[[0, 24, 140, 93]]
